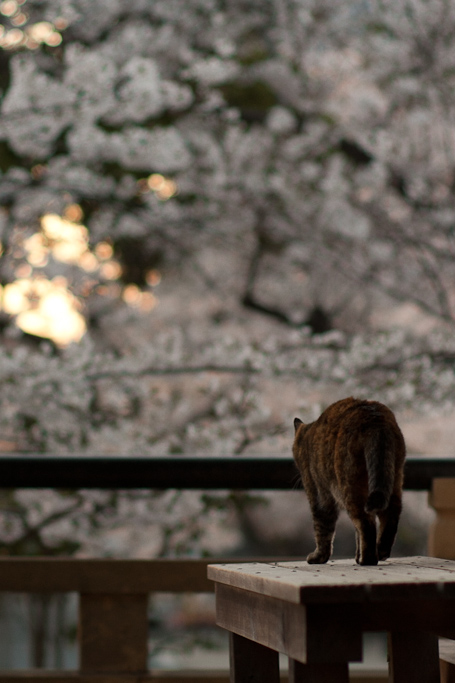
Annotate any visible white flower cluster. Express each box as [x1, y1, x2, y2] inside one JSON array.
[[0, 0, 455, 559], [1, 0, 454, 329], [1, 321, 454, 554]]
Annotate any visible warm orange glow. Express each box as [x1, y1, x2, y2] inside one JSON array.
[[24, 36, 39, 49], [2, 279, 28, 315], [44, 31, 62, 46], [147, 174, 165, 190], [40, 213, 88, 265], [3, 209, 150, 346], [15, 263, 32, 278], [23, 233, 48, 267], [0, 1, 55, 50], [64, 203, 83, 223], [122, 284, 158, 311], [11, 11, 27, 26], [1, 277, 86, 346], [100, 261, 122, 280], [24, 214, 123, 281], [146, 269, 162, 287], [42, 213, 86, 241], [80, 278, 96, 297], [1, 28, 24, 48], [0, 1, 18, 17], [97, 283, 122, 298], [26, 21, 60, 44], [95, 242, 114, 260], [122, 284, 141, 305], [78, 252, 99, 272], [138, 292, 157, 311], [145, 173, 178, 200], [0, 19, 66, 50], [54, 17, 68, 31]]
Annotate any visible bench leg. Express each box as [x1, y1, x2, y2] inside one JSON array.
[[439, 638, 455, 683], [229, 632, 280, 683], [289, 658, 349, 683], [388, 630, 440, 683], [440, 660, 455, 683]]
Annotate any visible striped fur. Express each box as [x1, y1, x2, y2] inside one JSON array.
[[293, 397, 406, 566]]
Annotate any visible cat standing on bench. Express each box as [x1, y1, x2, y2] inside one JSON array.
[[293, 397, 406, 566]]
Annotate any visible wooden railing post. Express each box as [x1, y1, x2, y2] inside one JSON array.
[[79, 593, 149, 674], [428, 478, 455, 559]]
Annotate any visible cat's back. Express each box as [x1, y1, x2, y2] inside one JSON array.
[[303, 397, 404, 457], [294, 397, 404, 459], [316, 397, 400, 432], [293, 398, 360, 475]]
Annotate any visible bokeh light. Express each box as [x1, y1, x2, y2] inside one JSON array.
[[0, 1, 65, 51], [2, 277, 86, 346], [137, 173, 178, 201], [1, 208, 160, 346]]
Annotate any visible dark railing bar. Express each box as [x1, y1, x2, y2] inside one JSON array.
[[0, 455, 453, 491]]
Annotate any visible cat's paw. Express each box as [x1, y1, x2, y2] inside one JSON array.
[[358, 553, 378, 566], [377, 548, 390, 561], [307, 551, 330, 564]]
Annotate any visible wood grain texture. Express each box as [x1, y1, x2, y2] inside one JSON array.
[[211, 558, 455, 682], [0, 556, 295, 594], [215, 582, 307, 661], [208, 557, 455, 604], [215, 584, 362, 664]]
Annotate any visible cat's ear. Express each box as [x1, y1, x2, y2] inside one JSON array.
[[294, 417, 303, 432]]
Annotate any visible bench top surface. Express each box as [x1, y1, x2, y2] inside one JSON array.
[[208, 556, 455, 604]]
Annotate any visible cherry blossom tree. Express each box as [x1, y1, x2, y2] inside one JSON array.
[[0, 0, 453, 560], [2, 0, 454, 666]]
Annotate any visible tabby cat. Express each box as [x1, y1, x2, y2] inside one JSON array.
[[293, 397, 406, 566]]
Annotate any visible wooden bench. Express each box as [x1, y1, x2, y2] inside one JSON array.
[[209, 557, 455, 683], [440, 639, 455, 683]]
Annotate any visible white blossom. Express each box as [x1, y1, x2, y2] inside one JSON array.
[[0, 0, 454, 562]]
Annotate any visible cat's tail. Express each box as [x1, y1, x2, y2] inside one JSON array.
[[364, 430, 395, 513], [365, 490, 387, 513]]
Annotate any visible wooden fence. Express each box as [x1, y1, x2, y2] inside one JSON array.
[[1, 455, 455, 682]]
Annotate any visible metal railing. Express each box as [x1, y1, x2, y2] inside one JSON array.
[[0, 454, 454, 489]]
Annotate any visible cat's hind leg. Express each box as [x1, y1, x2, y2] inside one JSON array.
[[307, 494, 339, 564], [377, 493, 402, 561], [348, 503, 378, 565], [354, 529, 361, 564]]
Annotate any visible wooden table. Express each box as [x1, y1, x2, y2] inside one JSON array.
[[208, 556, 455, 683]]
